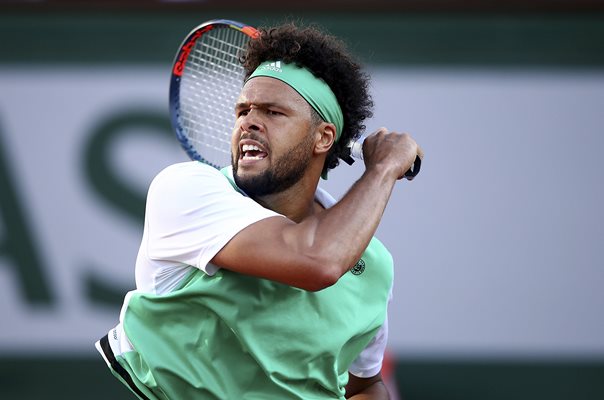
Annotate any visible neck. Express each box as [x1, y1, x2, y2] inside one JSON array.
[[253, 172, 323, 223]]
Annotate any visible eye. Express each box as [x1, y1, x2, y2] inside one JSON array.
[[237, 109, 249, 117], [268, 109, 284, 116]]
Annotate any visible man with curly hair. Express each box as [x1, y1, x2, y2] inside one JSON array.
[[97, 23, 422, 399]]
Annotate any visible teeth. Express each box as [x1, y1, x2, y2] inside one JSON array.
[[242, 144, 261, 152]]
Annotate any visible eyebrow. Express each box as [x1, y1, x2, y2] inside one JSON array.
[[234, 101, 288, 111]]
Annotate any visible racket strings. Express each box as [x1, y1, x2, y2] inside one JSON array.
[[179, 27, 250, 167]]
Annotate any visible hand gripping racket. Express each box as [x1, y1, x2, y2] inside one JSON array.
[[169, 19, 421, 179], [346, 134, 421, 180]]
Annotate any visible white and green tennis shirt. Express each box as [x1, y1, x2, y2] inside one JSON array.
[[97, 161, 393, 399]]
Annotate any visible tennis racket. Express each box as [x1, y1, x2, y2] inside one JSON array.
[[169, 19, 421, 179], [170, 19, 259, 169]]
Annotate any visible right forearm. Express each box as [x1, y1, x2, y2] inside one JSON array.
[[291, 166, 398, 278]]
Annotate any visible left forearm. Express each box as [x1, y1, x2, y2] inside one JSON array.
[[346, 380, 390, 400]]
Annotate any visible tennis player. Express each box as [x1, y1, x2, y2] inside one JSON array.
[[96, 23, 422, 399]]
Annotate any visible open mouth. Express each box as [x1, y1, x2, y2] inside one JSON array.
[[240, 144, 268, 161]]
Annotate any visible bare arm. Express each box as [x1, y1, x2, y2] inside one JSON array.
[[212, 128, 422, 291], [345, 373, 390, 399]]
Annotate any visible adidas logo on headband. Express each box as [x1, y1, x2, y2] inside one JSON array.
[[258, 61, 282, 73]]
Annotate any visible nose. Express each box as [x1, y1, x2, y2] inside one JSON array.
[[240, 108, 264, 133]]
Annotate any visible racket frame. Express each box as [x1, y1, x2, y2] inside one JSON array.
[[169, 19, 259, 168]]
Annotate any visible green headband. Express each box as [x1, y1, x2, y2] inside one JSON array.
[[247, 61, 344, 142]]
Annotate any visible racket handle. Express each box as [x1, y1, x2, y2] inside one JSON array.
[[350, 137, 365, 160], [348, 135, 421, 180]]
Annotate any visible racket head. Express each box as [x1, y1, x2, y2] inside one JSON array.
[[169, 19, 259, 169]]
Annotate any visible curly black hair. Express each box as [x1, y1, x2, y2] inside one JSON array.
[[240, 22, 374, 175]]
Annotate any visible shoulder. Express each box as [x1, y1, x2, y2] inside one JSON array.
[[152, 161, 224, 185], [144, 161, 244, 220], [148, 161, 233, 198], [145, 161, 281, 220]]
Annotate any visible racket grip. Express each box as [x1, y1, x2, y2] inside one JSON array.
[[348, 136, 421, 180], [350, 137, 365, 160]]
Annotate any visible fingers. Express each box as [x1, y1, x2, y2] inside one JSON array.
[[362, 128, 423, 181]]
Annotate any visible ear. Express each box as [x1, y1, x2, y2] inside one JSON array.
[[314, 122, 336, 156]]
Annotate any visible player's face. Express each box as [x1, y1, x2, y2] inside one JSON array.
[[231, 77, 316, 197]]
